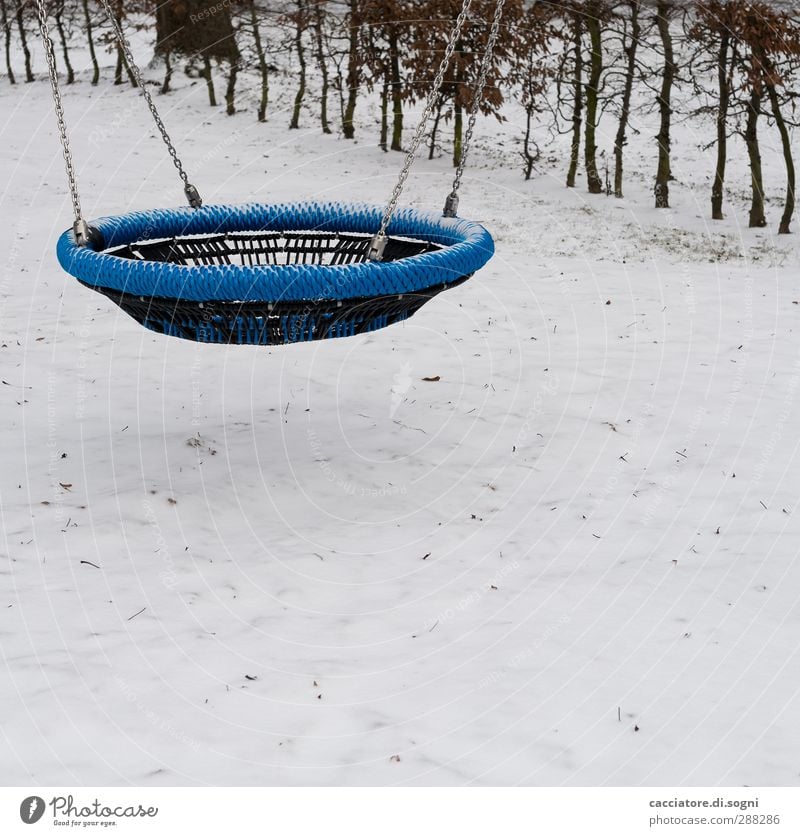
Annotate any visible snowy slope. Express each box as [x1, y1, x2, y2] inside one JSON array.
[[1, 59, 799, 787]]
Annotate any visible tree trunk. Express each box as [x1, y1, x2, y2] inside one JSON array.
[[225, 60, 238, 115], [764, 80, 794, 234], [289, 0, 306, 129], [428, 95, 443, 159], [744, 86, 766, 228], [54, 0, 74, 84], [114, 1, 137, 87], [388, 23, 403, 150], [15, 0, 33, 82], [161, 49, 172, 94], [452, 43, 465, 168], [654, 0, 674, 208], [584, 3, 603, 194], [342, 0, 359, 138], [613, 0, 639, 198], [453, 100, 463, 168], [313, 0, 331, 133], [379, 72, 389, 151], [711, 33, 730, 220], [203, 55, 217, 106], [249, 0, 268, 121], [82, 0, 100, 85], [566, 16, 582, 187], [523, 105, 536, 181], [1, 0, 15, 84]]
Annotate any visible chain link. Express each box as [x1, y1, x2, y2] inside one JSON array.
[[445, 0, 506, 216], [371, 0, 475, 255], [34, 0, 83, 223], [98, 0, 202, 206]]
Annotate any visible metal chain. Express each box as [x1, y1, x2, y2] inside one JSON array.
[[98, 0, 202, 207], [444, 0, 506, 217], [370, 0, 474, 259], [34, 0, 86, 236]]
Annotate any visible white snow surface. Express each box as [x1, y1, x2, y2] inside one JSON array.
[[1, 61, 800, 787]]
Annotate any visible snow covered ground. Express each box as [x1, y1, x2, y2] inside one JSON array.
[[1, 58, 799, 787]]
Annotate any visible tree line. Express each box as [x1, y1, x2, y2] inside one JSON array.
[[3, 0, 798, 233]]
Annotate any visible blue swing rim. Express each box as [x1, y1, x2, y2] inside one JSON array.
[[56, 201, 495, 303]]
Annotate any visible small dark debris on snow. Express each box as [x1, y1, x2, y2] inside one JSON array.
[[245, 674, 258, 681], [390, 755, 401, 762], [421, 375, 441, 382], [634, 725, 640, 732], [127, 607, 146, 621], [167, 497, 177, 505], [80, 560, 100, 569]]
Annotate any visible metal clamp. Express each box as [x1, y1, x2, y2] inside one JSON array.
[[442, 193, 459, 218], [368, 233, 388, 262], [184, 184, 203, 209]]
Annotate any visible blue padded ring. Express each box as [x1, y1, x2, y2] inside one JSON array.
[[56, 201, 494, 303]]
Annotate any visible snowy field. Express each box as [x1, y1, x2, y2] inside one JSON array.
[[1, 59, 799, 787]]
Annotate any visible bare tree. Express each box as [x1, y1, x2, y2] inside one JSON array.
[[743, 3, 800, 233], [613, 0, 641, 197], [15, 0, 33, 83], [563, 5, 583, 187], [312, 0, 332, 133], [248, 0, 270, 121], [52, 0, 74, 84], [341, 0, 362, 138], [82, 0, 100, 85], [654, 0, 677, 208], [687, 0, 739, 220], [511, 1, 553, 179], [584, 0, 606, 194], [1, 0, 15, 84], [288, 0, 307, 128]]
